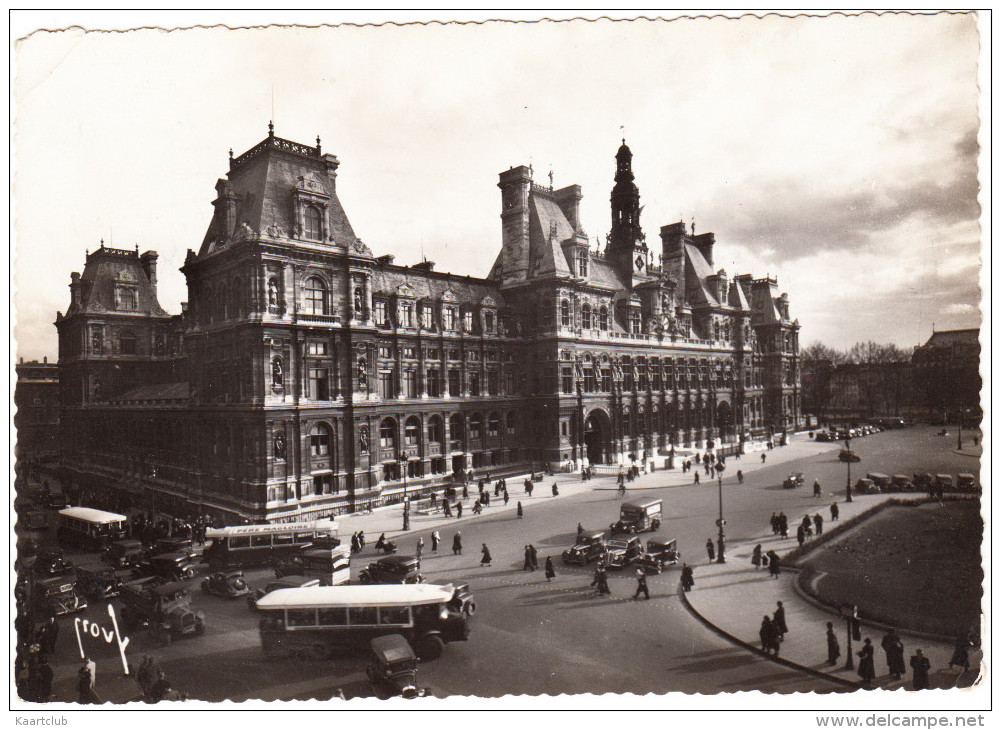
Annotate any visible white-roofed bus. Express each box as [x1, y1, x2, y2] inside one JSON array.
[[56, 507, 127, 551], [202, 520, 338, 569], [255, 583, 475, 661]]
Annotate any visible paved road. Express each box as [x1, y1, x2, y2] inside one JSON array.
[[28, 425, 978, 701]]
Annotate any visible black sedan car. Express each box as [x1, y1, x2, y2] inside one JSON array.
[[201, 570, 251, 598], [358, 555, 424, 584]]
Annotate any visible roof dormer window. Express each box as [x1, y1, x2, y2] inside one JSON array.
[[303, 205, 322, 241]]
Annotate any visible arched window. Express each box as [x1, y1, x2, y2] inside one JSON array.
[[427, 415, 444, 445], [303, 206, 322, 241], [310, 423, 331, 457], [405, 416, 421, 447], [379, 418, 397, 451], [581, 303, 592, 330], [560, 299, 571, 328], [599, 306, 609, 331], [305, 277, 327, 315]]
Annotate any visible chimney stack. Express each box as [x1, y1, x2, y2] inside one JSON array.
[[140, 251, 159, 294]]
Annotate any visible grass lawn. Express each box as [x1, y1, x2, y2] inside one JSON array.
[[798, 500, 983, 637]]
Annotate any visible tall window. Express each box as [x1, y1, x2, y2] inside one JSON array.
[[601, 367, 612, 392], [488, 413, 501, 437], [421, 304, 434, 330], [487, 370, 499, 396], [374, 300, 388, 326], [426, 369, 441, 397], [469, 413, 482, 440], [119, 333, 137, 356], [310, 424, 331, 457], [427, 416, 444, 445], [449, 414, 464, 450], [560, 299, 571, 328], [304, 206, 322, 240], [469, 371, 481, 397], [576, 249, 588, 278], [448, 369, 461, 396], [404, 417, 421, 447], [379, 419, 397, 450], [599, 306, 609, 331], [581, 303, 592, 329], [506, 412, 516, 435], [561, 367, 573, 394], [305, 277, 327, 315], [443, 307, 457, 331], [463, 310, 474, 333], [629, 309, 642, 335], [400, 302, 414, 328], [403, 369, 418, 398], [116, 286, 138, 311], [483, 311, 494, 333], [379, 369, 396, 399], [309, 367, 329, 400]]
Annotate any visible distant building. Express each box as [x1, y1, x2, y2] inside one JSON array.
[[14, 358, 60, 461], [56, 126, 802, 524], [911, 328, 981, 421]]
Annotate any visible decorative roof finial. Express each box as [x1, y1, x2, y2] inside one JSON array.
[[229, 148, 233, 160], [316, 135, 322, 153], [268, 120, 275, 137], [100, 238, 104, 247], [135, 244, 140, 253], [548, 168, 554, 188]]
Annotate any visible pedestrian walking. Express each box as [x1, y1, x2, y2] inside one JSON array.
[[760, 616, 778, 656], [737, 470, 744, 484], [431, 531, 440, 553], [517, 501, 523, 518], [529, 544, 539, 570], [35, 657, 53, 702], [680, 563, 694, 592], [948, 634, 974, 671], [881, 629, 906, 679], [831, 502, 839, 521], [480, 543, 492, 567], [39, 617, 59, 655], [706, 538, 715, 562], [462, 484, 469, 500], [751, 544, 763, 569], [456, 502, 463, 518], [796, 524, 805, 547], [577, 523, 584, 540], [826, 622, 841, 665], [770, 513, 779, 535], [813, 480, 822, 498], [136, 655, 159, 699], [526, 482, 534, 498], [910, 649, 931, 690], [503, 489, 510, 505], [779, 513, 789, 538], [767, 551, 781, 578], [552, 483, 559, 496], [857, 638, 876, 685], [693, 471, 700, 485], [801, 514, 813, 537], [416, 537, 424, 560], [814, 513, 824, 536], [77, 659, 101, 704], [442, 501, 452, 518], [773, 601, 788, 638], [592, 565, 611, 595], [633, 568, 650, 599], [523, 545, 535, 571], [452, 532, 462, 555], [761, 453, 767, 463], [545, 556, 556, 582]]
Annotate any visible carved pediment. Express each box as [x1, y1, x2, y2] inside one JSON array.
[[441, 289, 458, 303], [480, 294, 497, 308], [295, 172, 329, 196], [117, 269, 137, 282], [397, 283, 416, 298]]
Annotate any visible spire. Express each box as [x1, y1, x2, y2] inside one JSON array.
[[268, 120, 275, 138]]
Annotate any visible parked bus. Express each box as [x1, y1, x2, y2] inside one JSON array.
[[56, 507, 127, 551], [202, 520, 339, 569], [256, 583, 475, 660]]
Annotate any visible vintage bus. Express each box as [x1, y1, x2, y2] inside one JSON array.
[[202, 521, 339, 569], [56, 507, 128, 551], [256, 583, 475, 660]]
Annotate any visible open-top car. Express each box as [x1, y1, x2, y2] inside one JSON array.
[[782, 473, 805, 489], [561, 530, 607, 566], [358, 555, 425, 584], [638, 539, 681, 574], [201, 570, 251, 598], [604, 535, 644, 569]]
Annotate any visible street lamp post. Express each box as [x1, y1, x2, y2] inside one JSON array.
[[716, 474, 726, 563], [840, 603, 858, 671], [844, 435, 853, 503], [957, 409, 964, 451], [400, 453, 410, 531]]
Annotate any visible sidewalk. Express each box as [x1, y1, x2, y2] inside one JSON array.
[[335, 434, 842, 543], [680, 527, 979, 691]]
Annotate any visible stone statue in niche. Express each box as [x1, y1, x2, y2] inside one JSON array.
[[266, 223, 284, 239], [238, 222, 256, 240], [272, 357, 284, 387], [359, 426, 370, 454], [91, 329, 103, 354], [357, 357, 368, 390], [268, 279, 279, 306], [353, 287, 364, 314], [274, 432, 286, 460]]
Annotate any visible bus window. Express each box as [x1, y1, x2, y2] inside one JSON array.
[[287, 609, 316, 627], [348, 606, 378, 625], [294, 532, 314, 544], [273, 533, 295, 546], [378, 606, 411, 626], [317, 608, 347, 626], [251, 535, 273, 548], [230, 536, 250, 548]]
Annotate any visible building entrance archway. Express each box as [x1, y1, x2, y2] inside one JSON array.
[[584, 409, 612, 465], [716, 400, 733, 442]]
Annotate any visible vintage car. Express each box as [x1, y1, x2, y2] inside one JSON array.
[[853, 478, 879, 495], [247, 577, 320, 609], [103, 539, 147, 569], [358, 555, 425, 585], [935, 474, 954, 492], [782, 473, 805, 489], [865, 473, 892, 491], [957, 473, 978, 492], [913, 471, 933, 491], [604, 535, 644, 569], [201, 570, 251, 598], [814, 431, 832, 442], [889, 475, 914, 491], [150, 537, 195, 559], [838, 450, 862, 463], [118, 578, 205, 644], [32, 549, 75, 579], [609, 498, 663, 535], [75, 565, 125, 602], [132, 552, 198, 582], [561, 530, 608, 566], [34, 576, 87, 616], [638, 538, 681, 574], [366, 634, 432, 699]]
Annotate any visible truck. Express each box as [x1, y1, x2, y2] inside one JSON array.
[[609, 498, 663, 535], [118, 577, 205, 645]]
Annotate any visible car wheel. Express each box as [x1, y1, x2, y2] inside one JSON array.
[[415, 635, 444, 661], [465, 601, 476, 616], [359, 573, 372, 584]]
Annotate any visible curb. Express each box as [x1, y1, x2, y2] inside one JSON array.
[[676, 575, 857, 689]]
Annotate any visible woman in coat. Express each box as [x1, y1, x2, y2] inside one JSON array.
[[826, 622, 841, 665], [480, 543, 492, 566], [545, 556, 556, 582], [516, 501, 523, 518], [857, 637, 876, 685], [767, 551, 781, 578], [881, 629, 906, 679], [759, 616, 776, 656], [751, 544, 763, 569]]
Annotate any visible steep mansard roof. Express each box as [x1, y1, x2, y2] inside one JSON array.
[[67, 246, 168, 317], [371, 266, 507, 308], [920, 328, 980, 348]]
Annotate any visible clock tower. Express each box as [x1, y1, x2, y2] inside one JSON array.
[[607, 140, 649, 284]]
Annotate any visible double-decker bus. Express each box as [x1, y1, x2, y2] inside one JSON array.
[[202, 520, 338, 569], [256, 583, 475, 660]]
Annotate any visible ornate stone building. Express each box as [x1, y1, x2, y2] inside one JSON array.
[[56, 127, 801, 524]]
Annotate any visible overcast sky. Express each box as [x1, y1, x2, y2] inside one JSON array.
[[12, 11, 984, 361]]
